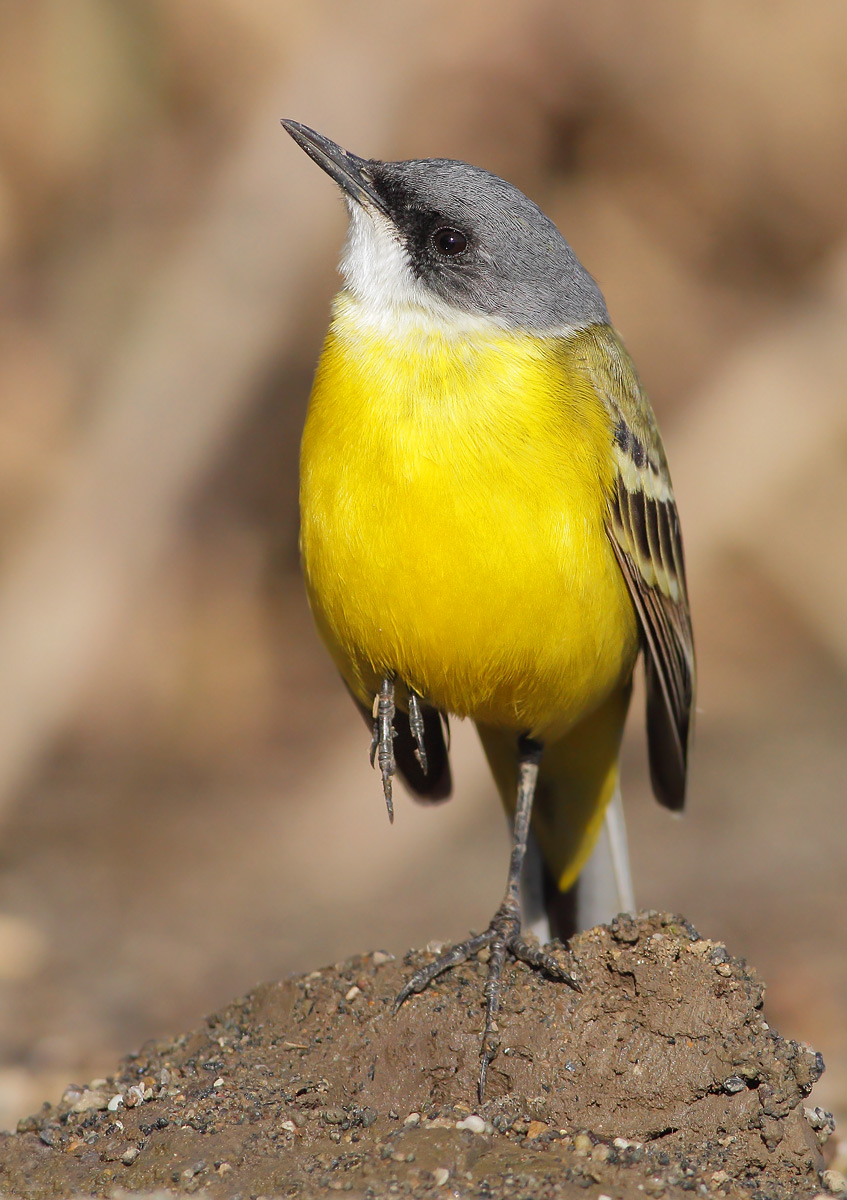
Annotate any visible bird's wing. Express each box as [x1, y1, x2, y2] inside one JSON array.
[[576, 325, 695, 810]]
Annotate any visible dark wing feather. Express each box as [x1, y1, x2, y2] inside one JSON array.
[[609, 478, 693, 809], [576, 326, 695, 810]]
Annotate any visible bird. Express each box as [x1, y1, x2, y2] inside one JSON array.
[[282, 120, 695, 1098]]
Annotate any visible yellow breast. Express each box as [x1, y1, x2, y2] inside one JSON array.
[[300, 294, 639, 739]]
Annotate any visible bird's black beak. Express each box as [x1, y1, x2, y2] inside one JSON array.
[[281, 120, 387, 215]]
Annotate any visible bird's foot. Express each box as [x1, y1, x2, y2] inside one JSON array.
[[369, 676, 396, 821], [407, 690, 428, 774], [394, 900, 581, 1100]]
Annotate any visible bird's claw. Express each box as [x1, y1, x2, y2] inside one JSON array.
[[371, 676, 396, 822], [407, 690, 428, 774], [394, 902, 580, 1100]]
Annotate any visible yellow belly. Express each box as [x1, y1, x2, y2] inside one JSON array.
[[300, 296, 639, 740]]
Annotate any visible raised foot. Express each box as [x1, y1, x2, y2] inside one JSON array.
[[369, 677, 396, 822], [394, 904, 581, 1101]]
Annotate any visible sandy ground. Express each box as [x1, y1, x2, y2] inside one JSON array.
[[0, 914, 836, 1199]]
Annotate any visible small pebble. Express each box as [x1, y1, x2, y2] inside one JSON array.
[[525, 1120, 547, 1140], [345, 985, 361, 1001], [591, 1143, 610, 1162], [213, 1078, 224, 1087], [404, 1112, 420, 1127], [574, 1133, 592, 1155], [371, 951, 392, 966], [107, 1094, 124, 1112], [456, 1114, 486, 1134], [715, 962, 732, 977], [805, 1106, 836, 1145], [70, 1090, 109, 1114], [121, 1147, 139, 1165], [822, 1170, 847, 1198], [432, 1167, 449, 1186]]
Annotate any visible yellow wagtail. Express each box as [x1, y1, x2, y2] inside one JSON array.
[[282, 121, 695, 1097]]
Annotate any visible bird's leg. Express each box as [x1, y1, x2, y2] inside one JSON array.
[[369, 675, 396, 822], [407, 690, 428, 775], [478, 736, 543, 1094], [395, 734, 581, 1100]]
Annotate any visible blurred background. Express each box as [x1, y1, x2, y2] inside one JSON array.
[[0, 0, 845, 1142]]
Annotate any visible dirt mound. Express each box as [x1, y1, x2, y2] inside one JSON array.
[[0, 913, 833, 1199]]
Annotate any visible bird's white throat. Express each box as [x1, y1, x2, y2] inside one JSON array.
[[337, 203, 498, 338]]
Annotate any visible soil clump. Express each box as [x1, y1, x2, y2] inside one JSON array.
[[0, 913, 833, 1199]]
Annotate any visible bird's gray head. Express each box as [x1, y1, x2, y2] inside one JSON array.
[[282, 120, 608, 334]]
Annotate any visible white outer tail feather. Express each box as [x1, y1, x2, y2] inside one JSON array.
[[575, 784, 635, 931], [522, 783, 636, 942]]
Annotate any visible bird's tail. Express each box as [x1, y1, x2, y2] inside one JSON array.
[[522, 785, 634, 942], [477, 685, 633, 942]]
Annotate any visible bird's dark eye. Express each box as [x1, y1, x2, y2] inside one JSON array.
[[432, 227, 468, 257]]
